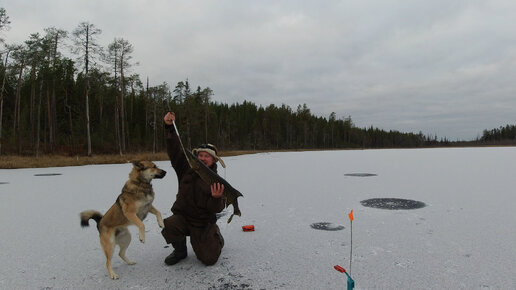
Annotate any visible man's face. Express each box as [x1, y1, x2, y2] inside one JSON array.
[[197, 151, 216, 167]]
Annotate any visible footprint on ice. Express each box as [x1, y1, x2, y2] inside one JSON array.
[[345, 173, 377, 177], [361, 198, 426, 210], [34, 173, 62, 176], [310, 222, 345, 231]]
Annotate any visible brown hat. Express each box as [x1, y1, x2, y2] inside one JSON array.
[[192, 143, 226, 168]]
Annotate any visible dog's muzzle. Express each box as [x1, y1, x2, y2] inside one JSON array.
[[156, 170, 167, 179]]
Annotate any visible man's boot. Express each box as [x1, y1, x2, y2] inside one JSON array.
[[165, 239, 187, 265]]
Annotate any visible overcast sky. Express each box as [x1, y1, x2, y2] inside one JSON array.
[[2, 0, 516, 140]]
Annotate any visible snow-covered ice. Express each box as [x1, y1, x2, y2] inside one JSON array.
[[1, 147, 515, 289]]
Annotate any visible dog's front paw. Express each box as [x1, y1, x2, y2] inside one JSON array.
[[139, 234, 145, 243], [110, 273, 119, 280], [158, 220, 165, 228]]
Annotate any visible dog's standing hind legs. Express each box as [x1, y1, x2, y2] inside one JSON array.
[[100, 229, 119, 279], [116, 228, 136, 265]]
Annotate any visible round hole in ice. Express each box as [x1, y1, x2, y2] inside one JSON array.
[[361, 198, 426, 210], [344, 173, 377, 177], [34, 173, 62, 176], [310, 222, 345, 231]]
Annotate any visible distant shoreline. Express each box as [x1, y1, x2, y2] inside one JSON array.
[[1, 145, 515, 169], [0, 150, 275, 169]]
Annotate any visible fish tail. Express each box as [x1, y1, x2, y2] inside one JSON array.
[[227, 213, 235, 224]]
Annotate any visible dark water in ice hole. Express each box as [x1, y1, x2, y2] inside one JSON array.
[[34, 173, 62, 176], [361, 198, 426, 210], [345, 173, 377, 177], [310, 222, 345, 231]]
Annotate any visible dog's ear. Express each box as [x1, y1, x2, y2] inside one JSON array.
[[132, 161, 144, 169]]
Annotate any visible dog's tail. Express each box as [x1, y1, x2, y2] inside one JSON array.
[[80, 210, 103, 228]]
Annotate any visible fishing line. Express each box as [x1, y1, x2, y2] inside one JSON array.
[[172, 120, 193, 168]]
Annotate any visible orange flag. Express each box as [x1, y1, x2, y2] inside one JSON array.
[[348, 210, 354, 221]]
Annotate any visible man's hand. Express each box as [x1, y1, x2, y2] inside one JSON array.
[[211, 183, 224, 198], [164, 112, 175, 125]]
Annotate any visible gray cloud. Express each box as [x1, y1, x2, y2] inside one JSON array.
[[3, 0, 516, 140]]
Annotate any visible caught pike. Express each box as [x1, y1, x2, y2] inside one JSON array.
[[185, 150, 243, 223], [173, 121, 243, 223]]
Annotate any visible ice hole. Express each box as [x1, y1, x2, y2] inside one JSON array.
[[34, 173, 62, 176], [361, 198, 426, 210], [310, 222, 345, 231], [344, 173, 377, 177]]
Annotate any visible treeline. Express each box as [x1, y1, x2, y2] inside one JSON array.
[[0, 9, 510, 157], [174, 98, 430, 151], [480, 125, 516, 144], [0, 10, 432, 156]]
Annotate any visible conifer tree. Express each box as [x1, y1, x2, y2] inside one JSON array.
[[71, 22, 102, 156]]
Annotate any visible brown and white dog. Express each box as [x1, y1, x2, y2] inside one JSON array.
[[80, 161, 166, 279]]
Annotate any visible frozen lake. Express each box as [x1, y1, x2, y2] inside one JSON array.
[[1, 147, 515, 289]]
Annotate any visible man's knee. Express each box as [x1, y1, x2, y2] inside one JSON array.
[[192, 238, 222, 265], [198, 251, 220, 266]]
